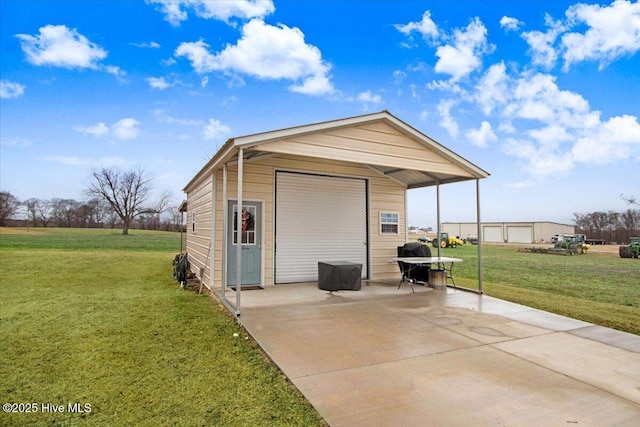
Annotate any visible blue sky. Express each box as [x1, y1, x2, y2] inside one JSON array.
[[1, 0, 639, 228]]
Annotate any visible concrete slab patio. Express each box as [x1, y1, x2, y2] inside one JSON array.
[[237, 281, 640, 427]]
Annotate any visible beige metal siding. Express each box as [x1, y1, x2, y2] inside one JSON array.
[[253, 122, 474, 178], [196, 154, 406, 288], [534, 222, 574, 243], [185, 174, 214, 283], [442, 222, 575, 244]]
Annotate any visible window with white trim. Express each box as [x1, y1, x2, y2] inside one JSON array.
[[380, 212, 399, 234], [192, 212, 196, 233]]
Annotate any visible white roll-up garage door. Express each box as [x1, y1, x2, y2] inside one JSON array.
[[275, 172, 367, 283], [483, 226, 503, 243], [507, 226, 533, 243]]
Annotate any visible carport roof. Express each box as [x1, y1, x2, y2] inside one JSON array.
[[184, 110, 489, 192]]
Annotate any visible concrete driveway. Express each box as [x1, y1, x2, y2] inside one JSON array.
[[238, 282, 640, 427]]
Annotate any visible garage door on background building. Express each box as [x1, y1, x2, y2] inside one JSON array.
[[275, 172, 368, 284], [507, 226, 533, 243], [483, 226, 503, 242]]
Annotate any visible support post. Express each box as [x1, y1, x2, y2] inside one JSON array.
[[209, 172, 216, 291], [222, 163, 228, 298], [436, 183, 441, 258], [476, 179, 483, 294], [235, 148, 243, 316]]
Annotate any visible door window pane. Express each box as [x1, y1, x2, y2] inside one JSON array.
[[233, 205, 256, 244]]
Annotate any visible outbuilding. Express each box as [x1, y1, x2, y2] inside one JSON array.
[[442, 221, 575, 244], [183, 111, 489, 314]]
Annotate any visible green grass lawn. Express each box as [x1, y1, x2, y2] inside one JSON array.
[[0, 228, 325, 426], [1, 229, 639, 426], [437, 243, 640, 334]]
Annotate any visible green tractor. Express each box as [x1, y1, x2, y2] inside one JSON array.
[[432, 232, 464, 248], [555, 234, 591, 254], [619, 237, 640, 259]]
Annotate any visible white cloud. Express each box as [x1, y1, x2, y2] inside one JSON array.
[[357, 90, 382, 104], [161, 57, 177, 66], [112, 118, 140, 140], [519, 1, 640, 71], [500, 16, 522, 32], [466, 121, 497, 148], [521, 14, 565, 69], [474, 62, 509, 115], [527, 125, 573, 147], [148, 0, 275, 26], [469, 64, 640, 177], [498, 121, 516, 134], [437, 99, 459, 138], [75, 118, 139, 140], [392, 70, 406, 84], [175, 19, 334, 95], [511, 73, 598, 129], [131, 41, 161, 48], [153, 109, 202, 126], [502, 137, 575, 177], [74, 122, 110, 137], [397, 13, 493, 81], [203, 119, 231, 141], [15, 25, 107, 69], [104, 65, 126, 78], [147, 76, 176, 90], [434, 18, 493, 81], [561, 0, 640, 71], [43, 156, 126, 168], [572, 115, 640, 164], [394, 11, 439, 41], [425, 79, 464, 94], [42, 155, 93, 166], [0, 137, 31, 147], [0, 80, 26, 99], [174, 40, 211, 73]]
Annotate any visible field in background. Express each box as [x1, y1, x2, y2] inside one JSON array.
[[435, 242, 639, 334], [0, 228, 324, 426], [0, 227, 186, 252]]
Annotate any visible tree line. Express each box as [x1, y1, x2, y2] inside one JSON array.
[[3, 169, 639, 241], [0, 166, 182, 233], [573, 209, 640, 244], [0, 193, 183, 232]]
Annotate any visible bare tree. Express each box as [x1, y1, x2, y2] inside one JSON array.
[[86, 166, 171, 235], [51, 198, 80, 227], [620, 209, 640, 241], [37, 199, 53, 227], [86, 198, 111, 227], [167, 206, 184, 231], [0, 191, 20, 226], [24, 198, 41, 227]]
